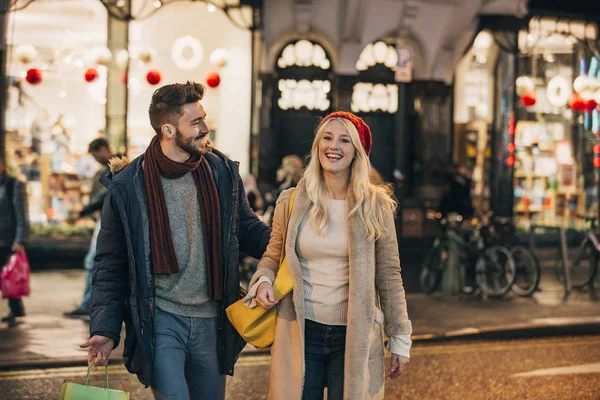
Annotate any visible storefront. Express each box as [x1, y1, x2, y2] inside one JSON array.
[[454, 15, 600, 232], [3, 0, 253, 248]]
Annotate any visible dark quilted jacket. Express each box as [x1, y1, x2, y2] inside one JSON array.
[[89, 149, 271, 386]]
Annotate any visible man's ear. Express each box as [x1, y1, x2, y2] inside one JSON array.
[[161, 124, 176, 139]]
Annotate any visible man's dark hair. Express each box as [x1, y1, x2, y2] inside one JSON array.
[[88, 138, 110, 153], [148, 81, 205, 137]]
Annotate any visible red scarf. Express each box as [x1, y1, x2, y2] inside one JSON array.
[[143, 136, 223, 301]]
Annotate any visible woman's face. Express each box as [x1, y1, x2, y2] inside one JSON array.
[[318, 120, 356, 177]]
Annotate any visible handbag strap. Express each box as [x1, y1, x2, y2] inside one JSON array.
[[278, 188, 297, 265], [85, 360, 109, 389]]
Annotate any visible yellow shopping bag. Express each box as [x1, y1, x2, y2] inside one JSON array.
[[59, 361, 130, 400]]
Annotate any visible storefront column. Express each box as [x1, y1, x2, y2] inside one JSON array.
[[256, 73, 275, 183], [0, 1, 9, 160], [106, 15, 129, 155], [334, 75, 354, 112], [395, 83, 410, 197], [491, 40, 518, 218]]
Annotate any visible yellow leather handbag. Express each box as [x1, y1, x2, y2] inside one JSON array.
[[226, 189, 297, 350]]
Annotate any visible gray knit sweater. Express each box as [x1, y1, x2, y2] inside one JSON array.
[[154, 172, 218, 317]]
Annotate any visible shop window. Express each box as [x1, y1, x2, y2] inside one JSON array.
[[512, 19, 599, 231], [355, 41, 398, 71], [351, 83, 398, 113], [277, 40, 330, 70], [277, 79, 331, 111]]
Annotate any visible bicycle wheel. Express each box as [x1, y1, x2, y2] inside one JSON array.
[[420, 239, 449, 294], [555, 242, 598, 290], [475, 245, 516, 298], [511, 245, 540, 297]]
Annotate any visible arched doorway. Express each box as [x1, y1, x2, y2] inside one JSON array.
[[258, 39, 333, 185]]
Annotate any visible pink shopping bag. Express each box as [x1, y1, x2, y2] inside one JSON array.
[[1, 252, 31, 298]]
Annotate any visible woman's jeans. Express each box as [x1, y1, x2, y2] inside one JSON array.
[[151, 308, 225, 400], [302, 319, 347, 400]]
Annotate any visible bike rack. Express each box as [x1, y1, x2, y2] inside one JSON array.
[[528, 225, 572, 295]]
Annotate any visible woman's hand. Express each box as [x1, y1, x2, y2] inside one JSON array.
[[255, 281, 278, 310], [389, 354, 410, 379]]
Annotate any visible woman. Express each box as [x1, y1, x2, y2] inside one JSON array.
[[246, 112, 412, 400]]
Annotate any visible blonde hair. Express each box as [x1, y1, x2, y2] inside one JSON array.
[[303, 117, 397, 240]]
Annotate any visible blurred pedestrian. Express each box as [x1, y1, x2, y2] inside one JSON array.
[[246, 111, 412, 399], [80, 81, 271, 399], [439, 163, 474, 218], [242, 173, 264, 215], [263, 154, 303, 225], [64, 138, 114, 319], [0, 155, 29, 322]]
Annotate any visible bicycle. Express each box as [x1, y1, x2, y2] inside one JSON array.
[[487, 216, 541, 297], [554, 217, 600, 290], [420, 215, 516, 298]]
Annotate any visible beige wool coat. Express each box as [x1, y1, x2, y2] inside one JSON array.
[[249, 179, 412, 400]]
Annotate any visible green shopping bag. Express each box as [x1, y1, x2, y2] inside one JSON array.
[[59, 361, 130, 400]]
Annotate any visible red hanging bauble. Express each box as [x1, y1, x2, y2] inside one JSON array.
[[121, 72, 128, 84], [584, 98, 598, 112], [146, 70, 162, 85], [205, 71, 220, 88], [25, 68, 43, 85], [568, 92, 585, 111], [520, 91, 537, 107], [84, 68, 99, 83]]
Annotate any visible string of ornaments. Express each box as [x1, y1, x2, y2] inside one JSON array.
[[516, 57, 600, 131]]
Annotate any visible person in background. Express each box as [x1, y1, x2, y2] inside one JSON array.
[[263, 154, 303, 226], [242, 173, 265, 216], [439, 163, 474, 219], [81, 82, 271, 399], [64, 138, 114, 319], [0, 155, 29, 322], [247, 112, 411, 399]]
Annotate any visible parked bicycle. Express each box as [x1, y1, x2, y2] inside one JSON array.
[[420, 215, 516, 298], [555, 216, 600, 290], [486, 216, 541, 297]]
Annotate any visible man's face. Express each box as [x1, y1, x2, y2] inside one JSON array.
[[91, 147, 112, 165], [174, 101, 209, 157]]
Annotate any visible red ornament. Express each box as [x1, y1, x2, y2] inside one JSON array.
[[520, 91, 537, 107], [84, 68, 99, 83], [507, 155, 515, 167], [594, 144, 600, 154], [205, 71, 220, 88], [594, 158, 600, 168], [25, 68, 42, 85], [507, 142, 516, 153], [146, 70, 161, 85], [121, 72, 128, 84], [568, 93, 585, 112], [584, 98, 598, 112]]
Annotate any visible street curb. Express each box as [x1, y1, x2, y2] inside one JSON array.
[[2, 322, 599, 371], [411, 321, 600, 343]]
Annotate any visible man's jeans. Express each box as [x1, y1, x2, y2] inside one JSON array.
[[152, 308, 225, 400], [302, 319, 347, 400]]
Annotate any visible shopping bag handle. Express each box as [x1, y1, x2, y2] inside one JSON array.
[[85, 360, 109, 389]]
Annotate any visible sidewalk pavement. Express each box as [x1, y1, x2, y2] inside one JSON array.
[[1, 268, 599, 370]]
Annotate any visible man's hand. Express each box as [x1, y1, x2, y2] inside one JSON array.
[[255, 281, 278, 310], [11, 242, 24, 254], [389, 354, 410, 379], [80, 336, 115, 370]]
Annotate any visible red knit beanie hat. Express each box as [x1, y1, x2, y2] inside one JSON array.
[[319, 111, 372, 156]]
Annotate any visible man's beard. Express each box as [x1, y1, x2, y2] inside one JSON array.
[[175, 128, 207, 157]]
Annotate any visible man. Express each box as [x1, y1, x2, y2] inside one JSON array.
[[81, 82, 271, 399], [439, 163, 475, 219], [0, 155, 29, 322], [64, 138, 113, 318]]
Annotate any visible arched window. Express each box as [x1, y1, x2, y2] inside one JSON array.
[[275, 40, 332, 111], [352, 41, 398, 114]]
